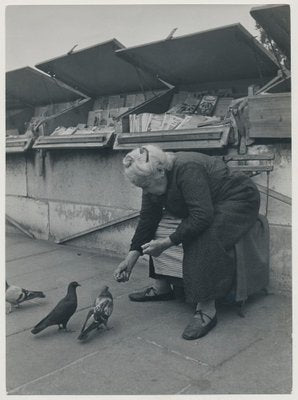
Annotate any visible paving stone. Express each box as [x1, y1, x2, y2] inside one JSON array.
[[6, 238, 57, 262], [181, 329, 292, 394], [136, 293, 291, 368], [6, 233, 292, 395], [9, 336, 206, 395], [6, 296, 193, 391]]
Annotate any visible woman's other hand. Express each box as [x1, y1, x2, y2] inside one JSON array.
[[141, 237, 173, 257]]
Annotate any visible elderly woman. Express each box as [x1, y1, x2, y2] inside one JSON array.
[[114, 145, 260, 340]]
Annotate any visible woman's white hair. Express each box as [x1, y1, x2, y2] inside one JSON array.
[[123, 145, 175, 187]]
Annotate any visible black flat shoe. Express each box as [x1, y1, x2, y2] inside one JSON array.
[[129, 287, 175, 302], [182, 310, 217, 340]]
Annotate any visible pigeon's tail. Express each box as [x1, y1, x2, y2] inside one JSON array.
[[31, 317, 49, 334], [25, 290, 46, 301], [77, 321, 98, 340]]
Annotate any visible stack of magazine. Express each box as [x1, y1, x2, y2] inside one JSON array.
[[129, 92, 221, 133], [129, 113, 221, 133]]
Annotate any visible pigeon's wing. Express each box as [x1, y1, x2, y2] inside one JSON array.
[[19, 288, 45, 303], [6, 285, 23, 304], [40, 296, 76, 325], [80, 309, 94, 333], [94, 297, 113, 320]]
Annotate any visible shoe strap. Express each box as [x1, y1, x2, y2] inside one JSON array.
[[194, 310, 214, 323], [144, 287, 157, 296]]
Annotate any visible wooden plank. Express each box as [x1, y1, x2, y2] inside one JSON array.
[[6, 147, 28, 153], [33, 133, 114, 150], [229, 165, 273, 172], [36, 135, 106, 144], [6, 138, 33, 153], [224, 153, 274, 161], [6, 141, 28, 147], [114, 126, 230, 150], [247, 93, 291, 138], [118, 132, 221, 144], [114, 139, 226, 151], [118, 125, 229, 143], [33, 143, 110, 150]]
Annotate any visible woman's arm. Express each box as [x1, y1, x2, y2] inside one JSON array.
[[169, 163, 214, 245], [130, 192, 163, 254], [141, 236, 174, 257], [114, 250, 141, 282]]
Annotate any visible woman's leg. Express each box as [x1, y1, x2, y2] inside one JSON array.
[[182, 298, 217, 340], [152, 278, 172, 294], [196, 299, 216, 320]]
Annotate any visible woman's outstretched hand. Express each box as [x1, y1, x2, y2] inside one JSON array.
[[141, 237, 173, 257], [113, 250, 140, 282], [114, 259, 133, 282]]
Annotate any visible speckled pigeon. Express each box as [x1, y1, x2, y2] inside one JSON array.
[[6, 281, 45, 313], [78, 285, 113, 340]]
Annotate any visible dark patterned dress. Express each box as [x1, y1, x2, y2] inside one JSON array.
[[130, 152, 261, 304]]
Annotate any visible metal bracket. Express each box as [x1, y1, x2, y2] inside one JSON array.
[[36, 149, 46, 177]]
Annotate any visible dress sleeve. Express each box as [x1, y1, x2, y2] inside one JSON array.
[[130, 192, 163, 253], [169, 163, 214, 245]]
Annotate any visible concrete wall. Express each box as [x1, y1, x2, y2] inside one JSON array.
[[6, 142, 291, 294], [6, 149, 142, 250]]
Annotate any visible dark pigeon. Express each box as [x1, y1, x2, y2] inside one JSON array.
[[6, 281, 45, 313], [78, 285, 113, 340], [31, 281, 80, 334]]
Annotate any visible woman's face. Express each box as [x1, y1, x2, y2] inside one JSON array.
[[140, 173, 167, 196]]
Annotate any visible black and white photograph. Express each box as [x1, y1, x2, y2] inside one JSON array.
[[3, 1, 293, 396]]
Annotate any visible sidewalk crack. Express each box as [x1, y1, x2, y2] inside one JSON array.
[[136, 336, 210, 367]]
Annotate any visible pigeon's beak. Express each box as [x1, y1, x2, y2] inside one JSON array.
[[77, 283, 81, 287]]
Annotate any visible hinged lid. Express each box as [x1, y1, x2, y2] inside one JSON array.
[[116, 24, 279, 86], [6, 67, 82, 110], [35, 39, 165, 97]]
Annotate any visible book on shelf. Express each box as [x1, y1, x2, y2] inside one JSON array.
[[196, 95, 218, 116], [176, 115, 221, 130], [161, 114, 185, 130], [147, 114, 164, 132], [168, 93, 202, 115], [50, 126, 78, 136]]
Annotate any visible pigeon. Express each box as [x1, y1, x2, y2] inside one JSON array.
[[31, 281, 80, 335], [6, 281, 45, 312], [78, 285, 113, 340]]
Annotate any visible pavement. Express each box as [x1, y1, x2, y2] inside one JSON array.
[[6, 228, 292, 395]]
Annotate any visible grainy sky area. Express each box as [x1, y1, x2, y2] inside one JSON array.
[[5, 4, 260, 71]]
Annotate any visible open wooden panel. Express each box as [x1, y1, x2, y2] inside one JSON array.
[[247, 93, 291, 138], [114, 124, 230, 150], [6, 137, 34, 153], [33, 132, 115, 150]]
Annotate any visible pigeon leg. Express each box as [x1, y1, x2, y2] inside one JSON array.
[[63, 327, 75, 333], [62, 323, 75, 333], [103, 321, 113, 331], [6, 303, 12, 314]]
